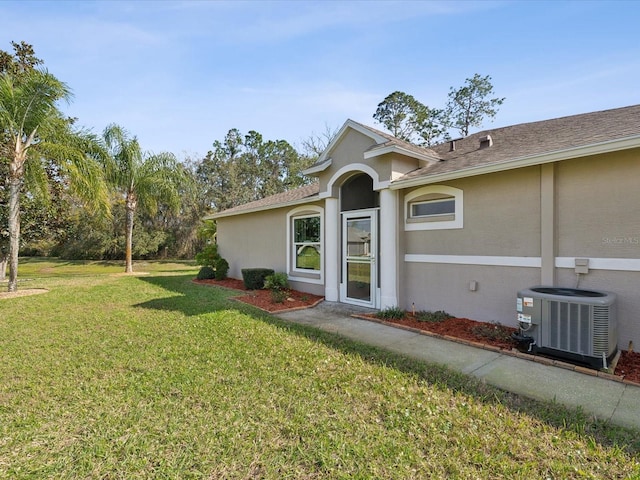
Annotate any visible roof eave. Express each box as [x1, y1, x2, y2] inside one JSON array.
[[364, 144, 440, 164], [390, 134, 640, 190], [302, 158, 332, 175]]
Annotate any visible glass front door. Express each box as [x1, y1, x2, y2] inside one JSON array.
[[341, 210, 377, 307]]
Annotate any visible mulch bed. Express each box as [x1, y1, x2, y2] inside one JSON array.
[[193, 278, 640, 383], [371, 313, 640, 384], [193, 277, 324, 312], [373, 315, 519, 350], [616, 350, 640, 384]]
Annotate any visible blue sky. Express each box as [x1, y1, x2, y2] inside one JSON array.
[[2, 1, 639, 159]]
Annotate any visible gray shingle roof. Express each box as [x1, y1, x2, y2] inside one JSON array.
[[397, 104, 640, 181], [212, 182, 320, 217], [213, 104, 640, 217]]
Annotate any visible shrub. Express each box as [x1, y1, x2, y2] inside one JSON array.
[[196, 266, 215, 280], [241, 268, 274, 290], [195, 244, 220, 268], [264, 272, 289, 290], [264, 272, 289, 303], [376, 306, 406, 320], [416, 310, 452, 323], [214, 257, 229, 280]]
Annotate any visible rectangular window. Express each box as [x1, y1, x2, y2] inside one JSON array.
[[293, 215, 321, 271], [405, 186, 463, 231], [410, 198, 455, 218]]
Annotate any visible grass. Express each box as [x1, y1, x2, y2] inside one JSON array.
[[1, 258, 639, 478], [376, 306, 406, 320]]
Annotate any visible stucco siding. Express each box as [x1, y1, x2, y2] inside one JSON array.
[[556, 150, 640, 258], [400, 263, 540, 328], [216, 208, 287, 279], [403, 167, 541, 257]]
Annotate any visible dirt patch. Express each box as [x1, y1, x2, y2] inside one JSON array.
[[193, 278, 324, 312], [0, 288, 48, 300]]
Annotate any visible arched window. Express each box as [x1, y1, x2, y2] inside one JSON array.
[[404, 185, 463, 230]]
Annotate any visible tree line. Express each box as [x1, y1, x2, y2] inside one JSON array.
[[1, 40, 504, 292]]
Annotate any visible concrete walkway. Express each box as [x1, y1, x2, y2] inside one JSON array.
[[276, 301, 640, 431]]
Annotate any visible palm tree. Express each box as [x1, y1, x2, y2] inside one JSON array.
[[103, 124, 183, 273], [0, 69, 108, 291]]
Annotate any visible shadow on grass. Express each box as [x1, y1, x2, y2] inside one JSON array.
[[136, 273, 640, 456], [134, 274, 247, 317]]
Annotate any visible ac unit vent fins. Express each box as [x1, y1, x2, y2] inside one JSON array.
[[592, 306, 611, 355]]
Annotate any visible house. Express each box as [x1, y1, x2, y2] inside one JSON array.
[[212, 105, 640, 350]]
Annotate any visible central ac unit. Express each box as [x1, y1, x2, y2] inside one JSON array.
[[515, 286, 617, 369]]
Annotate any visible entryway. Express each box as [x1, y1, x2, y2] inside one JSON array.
[[340, 209, 378, 308]]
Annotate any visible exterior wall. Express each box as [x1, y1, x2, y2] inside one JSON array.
[[402, 263, 540, 327], [403, 167, 541, 256], [554, 149, 640, 347], [215, 205, 325, 296], [556, 150, 640, 258], [390, 154, 422, 180], [216, 208, 287, 277], [398, 166, 542, 327]]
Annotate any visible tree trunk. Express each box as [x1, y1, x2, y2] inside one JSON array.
[[7, 174, 21, 292], [125, 195, 136, 273], [0, 252, 7, 281]]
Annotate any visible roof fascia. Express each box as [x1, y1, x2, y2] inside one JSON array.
[[364, 144, 440, 164], [302, 158, 332, 175], [390, 135, 640, 190]]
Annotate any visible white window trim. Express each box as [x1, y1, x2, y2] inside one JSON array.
[[404, 185, 463, 231], [286, 205, 324, 285]]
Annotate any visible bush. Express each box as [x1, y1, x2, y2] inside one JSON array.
[[416, 310, 452, 323], [264, 272, 289, 303], [195, 244, 219, 268], [264, 272, 289, 290], [376, 306, 406, 320], [241, 268, 274, 290], [214, 257, 229, 280], [196, 266, 215, 280]]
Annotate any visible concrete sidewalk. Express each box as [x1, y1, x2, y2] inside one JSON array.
[[276, 301, 640, 431]]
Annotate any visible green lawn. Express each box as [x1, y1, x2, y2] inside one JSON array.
[[1, 259, 639, 478]]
